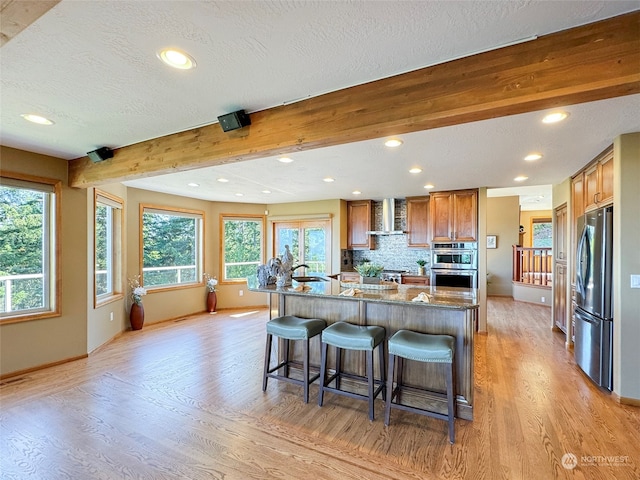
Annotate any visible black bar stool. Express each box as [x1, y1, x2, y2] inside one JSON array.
[[318, 321, 386, 420], [384, 330, 456, 443], [263, 315, 326, 403]]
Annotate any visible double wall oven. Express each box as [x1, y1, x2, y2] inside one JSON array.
[[430, 242, 478, 289]]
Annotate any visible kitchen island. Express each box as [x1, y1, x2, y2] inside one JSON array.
[[249, 278, 478, 420]]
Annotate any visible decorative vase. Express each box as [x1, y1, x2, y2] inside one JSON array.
[[130, 303, 144, 330], [207, 291, 217, 313], [418, 266, 426, 276]]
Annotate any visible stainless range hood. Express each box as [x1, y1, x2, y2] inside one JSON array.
[[366, 198, 405, 235]]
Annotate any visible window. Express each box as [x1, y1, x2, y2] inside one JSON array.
[[1, 173, 60, 322], [95, 190, 123, 305], [221, 215, 265, 282], [273, 220, 330, 274], [141, 205, 203, 288], [531, 217, 552, 248]]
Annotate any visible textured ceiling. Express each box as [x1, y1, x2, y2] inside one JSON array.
[[1, 1, 639, 210]]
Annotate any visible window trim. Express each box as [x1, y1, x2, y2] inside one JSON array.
[[272, 219, 331, 274], [0, 170, 61, 325], [219, 214, 266, 284], [529, 216, 552, 248], [94, 189, 124, 308], [139, 204, 205, 292]]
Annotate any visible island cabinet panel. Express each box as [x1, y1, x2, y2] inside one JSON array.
[[347, 200, 374, 250], [406, 196, 430, 248], [430, 189, 478, 242], [254, 282, 477, 421]]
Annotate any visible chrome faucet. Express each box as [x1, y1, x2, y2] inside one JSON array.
[[291, 264, 309, 273]]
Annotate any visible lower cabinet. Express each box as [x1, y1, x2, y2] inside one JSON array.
[[402, 275, 430, 286], [554, 262, 567, 333], [340, 272, 360, 283]]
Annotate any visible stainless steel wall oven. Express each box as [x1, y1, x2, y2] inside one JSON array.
[[430, 242, 478, 288]]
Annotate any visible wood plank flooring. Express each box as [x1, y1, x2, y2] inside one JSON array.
[[1, 299, 638, 479]]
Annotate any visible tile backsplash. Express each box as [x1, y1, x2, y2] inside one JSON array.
[[346, 199, 431, 274]]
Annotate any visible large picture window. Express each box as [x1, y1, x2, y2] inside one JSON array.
[[95, 190, 123, 305], [141, 205, 203, 288], [1, 173, 60, 322], [221, 215, 265, 282]]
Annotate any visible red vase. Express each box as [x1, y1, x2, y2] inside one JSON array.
[[130, 303, 144, 330], [207, 291, 217, 313]]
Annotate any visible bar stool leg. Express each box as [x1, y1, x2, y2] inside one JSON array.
[[378, 341, 386, 401], [283, 339, 290, 378], [367, 349, 374, 421], [263, 333, 273, 392], [303, 338, 310, 403], [384, 353, 395, 426], [396, 356, 404, 403], [318, 341, 328, 407]]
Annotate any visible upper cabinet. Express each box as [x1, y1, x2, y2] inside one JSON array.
[[430, 189, 478, 242], [406, 196, 430, 248], [584, 147, 614, 212], [347, 200, 374, 250]]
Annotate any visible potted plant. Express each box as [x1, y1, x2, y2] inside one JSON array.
[[128, 275, 147, 330], [203, 273, 218, 313], [417, 259, 427, 276], [355, 262, 384, 284]]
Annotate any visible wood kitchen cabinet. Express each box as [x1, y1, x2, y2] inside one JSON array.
[[584, 147, 613, 212], [347, 200, 374, 250], [406, 196, 430, 248], [430, 189, 478, 243], [402, 275, 430, 286], [555, 205, 568, 262], [554, 263, 567, 333], [340, 272, 360, 282]]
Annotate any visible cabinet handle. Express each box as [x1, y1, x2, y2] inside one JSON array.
[[594, 192, 600, 204]]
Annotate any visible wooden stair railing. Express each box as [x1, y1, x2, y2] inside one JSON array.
[[512, 246, 553, 286]]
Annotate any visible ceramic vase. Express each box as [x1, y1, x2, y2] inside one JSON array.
[[130, 303, 144, 330], [207, 291, 217, 313]]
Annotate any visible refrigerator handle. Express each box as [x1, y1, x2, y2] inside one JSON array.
[[576, 224, 590, 298]]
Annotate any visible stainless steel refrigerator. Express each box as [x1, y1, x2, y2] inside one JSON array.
[[575, 205, 613, 391]]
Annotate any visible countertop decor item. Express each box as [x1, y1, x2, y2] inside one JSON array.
[[417, 259, 427, 275]]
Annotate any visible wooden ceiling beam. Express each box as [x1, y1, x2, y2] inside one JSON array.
[[69, 11, 640, 188], [0, 0, 60, 46]]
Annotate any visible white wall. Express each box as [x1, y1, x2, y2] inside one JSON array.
[[486, 196, 520, 296]]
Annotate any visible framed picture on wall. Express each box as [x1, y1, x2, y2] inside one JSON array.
[[486, 235, 497, 249]]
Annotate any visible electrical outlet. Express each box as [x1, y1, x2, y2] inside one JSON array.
[[109, 311, 114, 321], [239, 290, 244, 296], [541, 296, 545, 303], [631, 274, 640, 289]]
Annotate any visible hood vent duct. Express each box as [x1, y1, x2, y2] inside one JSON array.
[[367, 198, 405, 235]]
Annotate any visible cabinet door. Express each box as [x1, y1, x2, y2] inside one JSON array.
[[452, 190, 477, 241], [554, 263, 567, 332], [340, 272, 360, 283], [584, 163, 599, 212], [555, 205, 567, 261], [430, 193, 454, 242], [402, 275, 430, 286], [406, 196, 430, 247], [347, 200, 374, 250], [599, 151, 614, 205], [571, 174, 584, 222]]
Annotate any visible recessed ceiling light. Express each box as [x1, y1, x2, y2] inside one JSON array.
[[323, 177, 335, 183], [217, 178, 229, 183], [409, 167, 422, 174], [384, 138, 403, 148], [235, 193, 244, 197], [352, 190, 362, 195], [278, 157, 293, 163], [187, 182, 199, 187], [21, 114, 54, 125], [542, 112, 568, 124], [157, 48, 196, 70], [423, 184, 435, 189], [514, 176, 529, 182], [524, 153, 543, 161], [262, 190, 271, 194]]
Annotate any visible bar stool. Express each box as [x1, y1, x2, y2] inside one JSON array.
[[384, 330, 456, 443], [263, 315, 327, 403], [318, 322, 386, 420]]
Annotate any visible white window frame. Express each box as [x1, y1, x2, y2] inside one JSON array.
[[0, 172, 61, 324], [140, 204, 204, 290], [220, 214, 265, 283], [94, 190, 124, 307]]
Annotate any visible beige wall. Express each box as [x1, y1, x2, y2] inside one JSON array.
[[613, 133, 640, 401], [486, 196, 520, 296], [1, 146, 89, 375]]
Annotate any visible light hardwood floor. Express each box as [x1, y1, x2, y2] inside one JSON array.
[[1, 298, 638, 479]]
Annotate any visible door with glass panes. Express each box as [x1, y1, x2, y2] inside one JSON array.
[[273, 221, 330, 275]]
